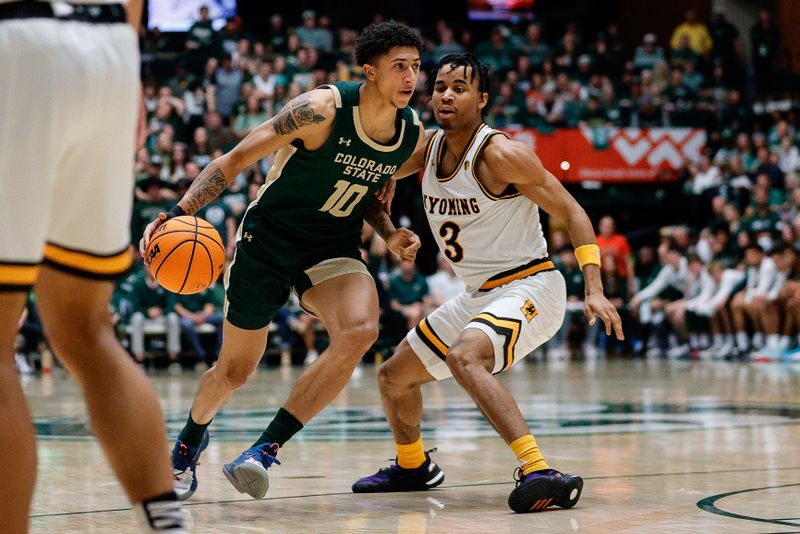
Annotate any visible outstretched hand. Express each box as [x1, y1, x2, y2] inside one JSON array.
[[584, 293, 624, 340], [386, 228, 421, 263]]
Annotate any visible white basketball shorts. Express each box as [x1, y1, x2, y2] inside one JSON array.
[[0, 17, 138, 290], [407, 270, 567, 380]]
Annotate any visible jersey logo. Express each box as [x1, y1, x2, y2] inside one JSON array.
[[339, 137, 352, 146], [521, 299, 538, 322], [243, 232, 253, 242]]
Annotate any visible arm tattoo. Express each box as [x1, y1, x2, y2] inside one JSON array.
[[272, 94, 326, 136], [181, 167, 228, 214], [365, 198, 396, 241]]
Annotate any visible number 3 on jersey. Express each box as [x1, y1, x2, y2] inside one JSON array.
[[320, 180, 369, 217], [439, 221, 464, 263]]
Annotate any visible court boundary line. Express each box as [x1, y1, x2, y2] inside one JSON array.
[[697, 483, 800, 528], [30, 465, 800, 519]]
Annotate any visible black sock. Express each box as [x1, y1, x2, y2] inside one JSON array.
[[177, 413, 210, 448], [254, 407, 304, 447]]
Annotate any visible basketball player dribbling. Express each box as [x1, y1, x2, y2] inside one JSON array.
[[352, 54, 624, 513], [140, 21, 425, 501], [0, 0, 185, 531]]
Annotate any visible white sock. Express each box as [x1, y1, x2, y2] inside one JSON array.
[[779, 335, 791, 350], [736, 332, 750, 351], [699, 333, 710, 348], [713, 333, 724, 347], [689, 334, 699, 349], [725, 334, 734, 345], [753, 332, 764, 349]]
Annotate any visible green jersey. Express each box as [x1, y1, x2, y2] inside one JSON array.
[[254, 82, 419, 246]]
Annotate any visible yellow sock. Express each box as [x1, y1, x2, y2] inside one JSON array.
[[510, 434, 549, 475], [396, 437, 426, 469]]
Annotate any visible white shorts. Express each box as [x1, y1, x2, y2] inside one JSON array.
[[407, 270, 566, 380], [0, 17, 139, 290]]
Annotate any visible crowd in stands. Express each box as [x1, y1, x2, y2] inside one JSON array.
[[14, 6, 800, 372]]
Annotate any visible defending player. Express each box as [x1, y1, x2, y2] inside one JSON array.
[[140, 21, 425, 501], [352, 54, 624, 513]]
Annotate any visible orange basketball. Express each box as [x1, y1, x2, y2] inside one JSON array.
[[145, 215, 226, 295]]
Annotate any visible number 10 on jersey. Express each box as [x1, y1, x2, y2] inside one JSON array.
[[319, 180, 369, 217]]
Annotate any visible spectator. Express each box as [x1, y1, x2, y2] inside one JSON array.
[[426, 254, 465, 310], [234, 94, 268, 139], [708, 8, 742, 75], [170, 282, 225, 367], [388, 262, 429, 331], [204, 110, 238, 152], [432, 26, 464, 60], [186, 5, 221, 75], [730, 244, 777, 354], [670, 9, 712, 57], [596, 216, 635, 294], [127, 270, 181, 365], [523, 23, 549, 69], [629, 247, 688, 356], [295, 10, 333, 52], [130, 176, 173, 247], [550, 249, 591, 358], [633, 33, 665, 71], [215, 54, 243, 119], [750, 9, 781, 97]]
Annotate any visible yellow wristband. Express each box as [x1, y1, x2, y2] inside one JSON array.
[[575, 244, 601, 269]]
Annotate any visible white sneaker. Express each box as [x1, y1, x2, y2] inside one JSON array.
[[303, 349, 319, 365], [582, 343, 599, 358], [548, 346, 568, 359], [15, 353, 33, 375], [646, 347, 664, 358], [667, 344, 690, 359]]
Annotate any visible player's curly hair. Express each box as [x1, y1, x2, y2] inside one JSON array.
[[355, 21, 423, 66], [427, 53, 491, 117]]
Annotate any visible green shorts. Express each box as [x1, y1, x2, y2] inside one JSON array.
[[224, 208, 371, 330]]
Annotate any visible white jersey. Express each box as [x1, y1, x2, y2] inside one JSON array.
[[421, 124, 549, 293]]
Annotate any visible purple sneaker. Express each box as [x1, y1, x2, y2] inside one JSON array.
[[508, 467, 583, 513], [352, 449, 444, 493]]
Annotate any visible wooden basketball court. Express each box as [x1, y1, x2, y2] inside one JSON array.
[[24, 357, 800, 533]]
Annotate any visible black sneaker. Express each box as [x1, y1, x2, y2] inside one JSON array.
[[508, 467, 583, 513], [352, 449, 444, 493]]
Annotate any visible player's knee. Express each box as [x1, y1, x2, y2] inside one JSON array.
[[445, 346, 489, 379], [377, 361, 405, 393], [218, 361, 255, 390], [338, 319, 379, 351]]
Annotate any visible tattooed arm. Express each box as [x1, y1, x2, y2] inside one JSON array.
[[176, 89, 335, 215], [140, 88, 335, 258], [364, 197, 398, 241]]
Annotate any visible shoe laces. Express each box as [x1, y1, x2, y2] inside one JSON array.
[[381, 447, 438, 473], [247, 443, 282, 469], [513, 467, 561, 487], [173, 443, 200, 474]]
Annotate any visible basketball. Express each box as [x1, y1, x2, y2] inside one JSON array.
[[145, 215, 225, 295]]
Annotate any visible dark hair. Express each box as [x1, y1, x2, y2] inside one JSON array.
[[426, 53, 491, 117], [355, 21, 423, 66]]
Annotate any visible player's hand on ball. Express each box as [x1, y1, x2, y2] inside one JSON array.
[[139, 212, 171, 264], [584, 293, 624, 340], [386, 228, 421, 263]]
